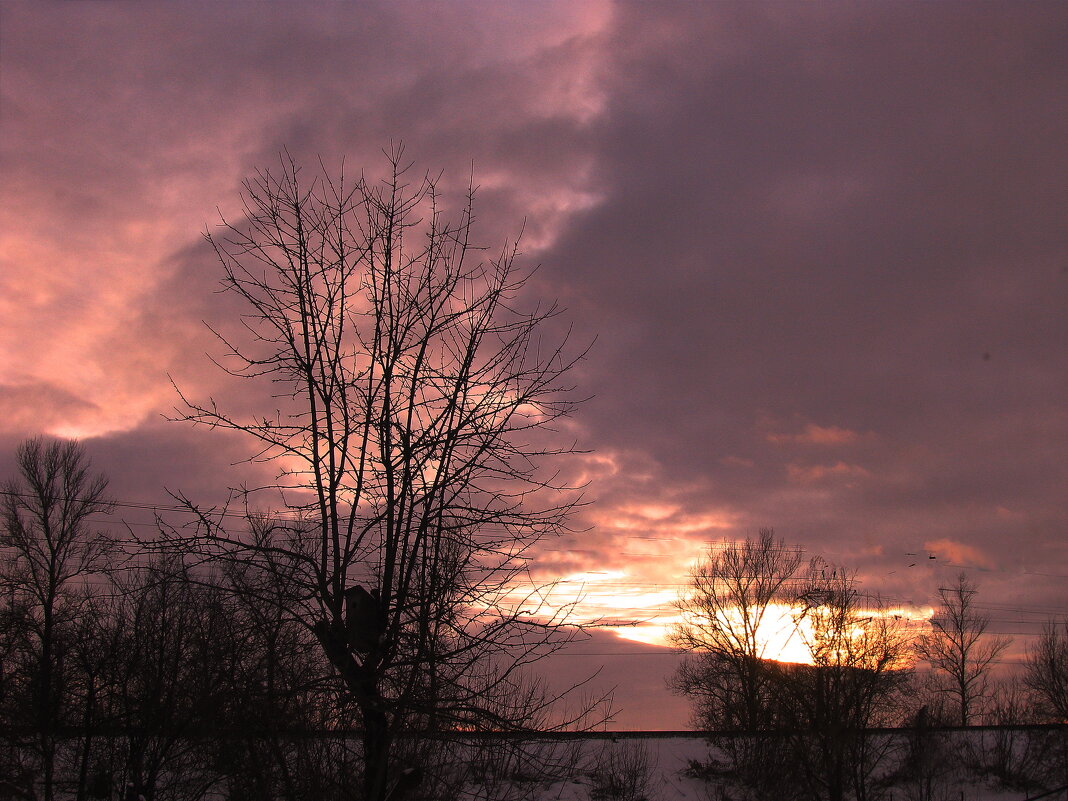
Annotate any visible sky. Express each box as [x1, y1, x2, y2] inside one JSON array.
[[2, 1, 1067, 729]]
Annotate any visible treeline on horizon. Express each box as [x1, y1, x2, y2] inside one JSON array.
[[2, 441, 1066, 801], [0, 440, 372, 801], [1, 438, 611, 801], [668, 529, 1068, 801]]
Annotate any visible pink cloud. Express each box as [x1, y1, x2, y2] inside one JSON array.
[[786, 461, 870, 485], [767, 422, 868, 446], [924, 538, 995, 570]]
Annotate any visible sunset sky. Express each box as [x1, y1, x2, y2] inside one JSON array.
[[2, 1, 1067, 728]]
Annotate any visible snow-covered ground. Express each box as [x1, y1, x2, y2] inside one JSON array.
[[15, 728, 1061, 800], [527, 735, 714, 801], [457, 731, 1063, 801]]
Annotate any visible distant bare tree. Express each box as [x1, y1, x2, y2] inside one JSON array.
[[670, 530, 805, 798], [1021, 621, 1068, 799], [66, 593, 117, 801], [207, 555, 343, 801], [671, 529, 804, 731], [786, 562, 916, 801], [105, 555, 225, 801], [1, 438, 114, 801], [917, 572, 1011, 726], [1025, 618, 1068, 723], [672, 539, 915, 801], [172, 147, 597, 800]]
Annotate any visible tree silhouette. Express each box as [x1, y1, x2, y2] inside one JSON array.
[[671, 529, 804, 732], [785, 561, 915, 801], [1, 438, 114, 801], [672, 537, 916, 801], [1025, 617, 1068, 723], [917, 572, 1011, 725], [172, 147, 596, 800]]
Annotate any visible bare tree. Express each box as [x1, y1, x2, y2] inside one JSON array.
[[1019, 620, 1068, 801], [107, 555, 242, 801], [206, 554, 345, 801], [917, 572, 1011, 726], [786, 562, 916, 801], [672, 539, 916, 801], [669, 530, 805, 798], [1025, 618, 1068, 723], [66, 593, 117, 801], [172, 147, 595, 800], [671, 529, 804, 731], [1, 438, 114, 801]]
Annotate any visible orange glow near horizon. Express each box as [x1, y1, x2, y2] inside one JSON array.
[[533, 569, 934, 665], [609, 601, 932, 665], [607, 602, 815, 663]]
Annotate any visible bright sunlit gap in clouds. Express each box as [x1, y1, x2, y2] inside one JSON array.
[[529, 567, 934, 666]]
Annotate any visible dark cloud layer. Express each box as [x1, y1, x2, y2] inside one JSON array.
[[547, 3, 1068, 590], [2, 1, 1066, 728]]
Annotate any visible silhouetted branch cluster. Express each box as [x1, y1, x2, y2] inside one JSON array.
[[163, 148, 604, 799], [1, 443, 364, 800]]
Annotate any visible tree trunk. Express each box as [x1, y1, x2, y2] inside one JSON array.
[[362, 711, 390, 801], [40, 611, 56, 801], [75, 679, 96, 801]]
